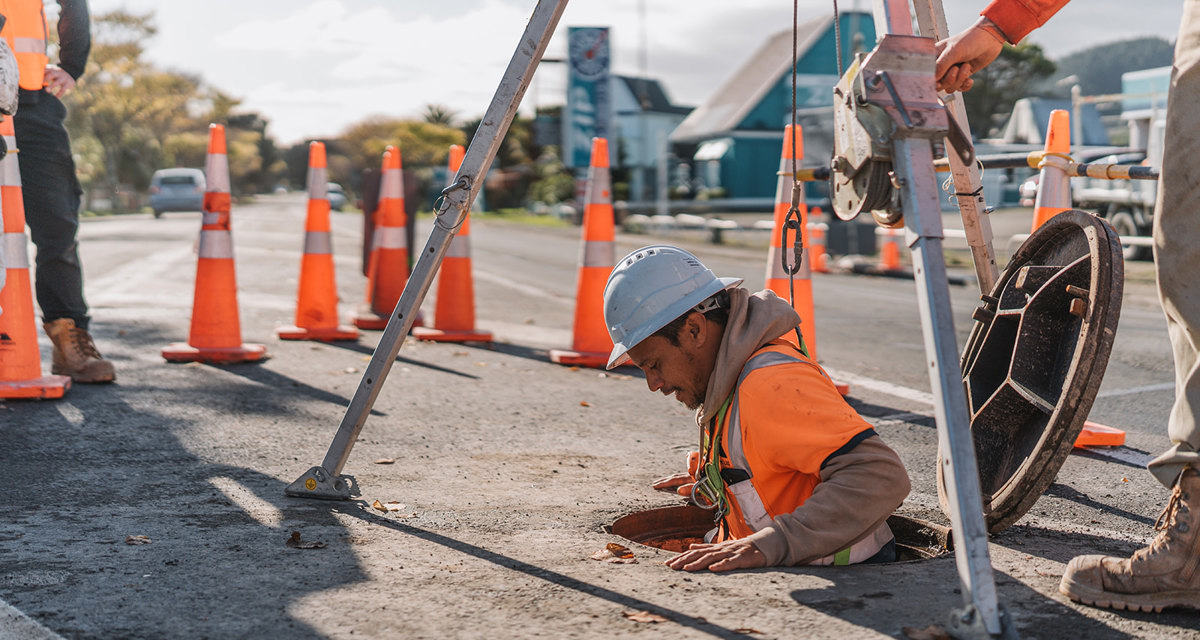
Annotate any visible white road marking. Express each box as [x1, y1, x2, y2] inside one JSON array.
[[821, 367, 936, 406], [824, 367, 1161, 468], [0, 598, 65, 640], [1097, 382, 1175, 398]]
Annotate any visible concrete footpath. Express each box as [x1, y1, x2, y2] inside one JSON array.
[[1, 199, 1195, 639]]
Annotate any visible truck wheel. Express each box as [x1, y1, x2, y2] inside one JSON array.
[[1109, 210, 1151, 261]]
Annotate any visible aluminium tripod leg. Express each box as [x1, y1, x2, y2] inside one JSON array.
[[895, 138, 1017, 639], [911, 0, 1001, 295]]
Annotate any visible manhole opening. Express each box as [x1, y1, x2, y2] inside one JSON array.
[[607, 505, 952, 563]]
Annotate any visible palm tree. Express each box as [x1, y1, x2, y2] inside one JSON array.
[[422, 104, 458, 127]]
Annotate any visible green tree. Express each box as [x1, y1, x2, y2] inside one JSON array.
[[962, 42, 1057, 137], [62, 9, 283, 209]]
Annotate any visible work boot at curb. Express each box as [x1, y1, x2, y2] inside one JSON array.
[[44, 318, 116, 384], [1059, 468, 1200, 612]]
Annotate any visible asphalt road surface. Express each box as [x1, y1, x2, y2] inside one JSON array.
[[1, 194, 1193, 639]]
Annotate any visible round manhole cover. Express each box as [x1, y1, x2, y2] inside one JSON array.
[[943, 210, 1124, 534]]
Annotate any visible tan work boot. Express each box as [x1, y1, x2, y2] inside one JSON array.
[[1059, 467, 1200, 612], [44, 318, 115, 383]]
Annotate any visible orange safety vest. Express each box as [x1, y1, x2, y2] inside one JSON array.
[[700, 340, 893, 565], [0, 0, 47, 90]]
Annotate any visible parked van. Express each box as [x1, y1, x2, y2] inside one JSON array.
[[149, 168, 206, 218]]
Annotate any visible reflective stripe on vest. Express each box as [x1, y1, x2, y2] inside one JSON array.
[[0, 0, 47, 90], [721, 347, 892, 565], [3, 231, 28, 268]]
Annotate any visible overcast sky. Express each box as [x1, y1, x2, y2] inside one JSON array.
[[83, 0, 1181, 146]]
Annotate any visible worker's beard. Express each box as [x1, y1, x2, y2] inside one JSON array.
[[678, 352, 709, 410]]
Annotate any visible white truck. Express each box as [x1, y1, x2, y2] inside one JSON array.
[[1071, 66, 1168, 261]]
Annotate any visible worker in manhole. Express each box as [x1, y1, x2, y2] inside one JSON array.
[[603, 245, 910, 571], [937, 0, 1200, 613]]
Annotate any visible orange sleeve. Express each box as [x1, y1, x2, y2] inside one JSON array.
[[981, 0, 1072, 43], [736, 361, 873, 476]]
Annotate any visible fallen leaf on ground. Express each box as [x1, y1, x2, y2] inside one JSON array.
[[606, 542, 634, 558], [579, 401, 591, 407], [591, 543, 637, 563], [373, 458, 396, 465], [733, 629, 763, 635], [286, 531, 326, 549], [381, 501, 405, 512], [125, 535, 151, 545], [622, 611, 668, 623], [901, 625, 952, 640]]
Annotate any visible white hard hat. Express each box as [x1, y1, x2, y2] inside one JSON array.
[[603, 245, 742, 369]]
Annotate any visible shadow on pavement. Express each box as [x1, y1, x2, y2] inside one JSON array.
[[1044, 483, 1158, 527], [333, 502, 763, 640], [0, 381, 366, 639], [790, 561, 1137, 639], [322, 339, 482, 380]]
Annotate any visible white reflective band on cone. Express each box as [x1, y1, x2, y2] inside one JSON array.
[[198, 230, 234, 259], [585, 168, 612, 205], [303, 231, 333, 255], [3, 232, 29, 268], [206, 155, 231, 193], [202, 211, 222, 226], [381, 169, 403, 198], [446, 234, 470, 259], [307, 167, 328, 198], [765, 248, 810, 280], [374, 226, 407, 250], [581, 240, 614, 268]]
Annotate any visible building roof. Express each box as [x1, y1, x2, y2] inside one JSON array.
[[1000, 97, 1110, 146], [669, 14, 834, 144], [616, 76, 692, 115]]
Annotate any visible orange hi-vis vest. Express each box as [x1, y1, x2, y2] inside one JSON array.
[[0, 0, 47, 90], [703, 340, 893, 565]]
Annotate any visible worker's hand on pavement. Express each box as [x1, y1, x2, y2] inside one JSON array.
[[664, 538, 767, 572], [651, 472, 694, 497], [934, 17, 1007, 93], [43, 67, 75, 98]]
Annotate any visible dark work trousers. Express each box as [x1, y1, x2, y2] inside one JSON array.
[[14, 89, 88, 330]]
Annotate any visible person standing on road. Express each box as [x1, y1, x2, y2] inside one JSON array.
[[936, 0, 1200, 612], [0, 0, 112, 383], [603, 245, 910, 571]]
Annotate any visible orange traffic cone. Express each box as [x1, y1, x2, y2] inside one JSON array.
[[1026, 111, 1127, 447], [163, 124, 267, 364], [355, 146, 422, 330], [764, 126, 847, 394], [412, 145, 493, 344], [877, 227, 904, 271], [1031, 109, 1071, 231], [277, 142, 359, 341], [0, 117, 71, 398], [549, 137, 614, 367], [808, 212, 829, 274], [1074, 421, 1126, 448]]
